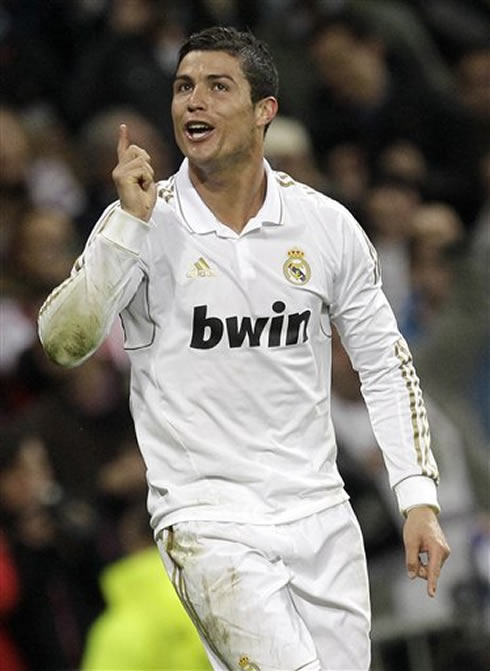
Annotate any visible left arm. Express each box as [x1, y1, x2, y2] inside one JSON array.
[[330, 208, 450, 595]]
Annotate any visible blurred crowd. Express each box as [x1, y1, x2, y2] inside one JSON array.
[[0, 1, 488, 670]]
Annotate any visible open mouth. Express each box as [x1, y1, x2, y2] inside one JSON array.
[[184, 121, 215, 141]]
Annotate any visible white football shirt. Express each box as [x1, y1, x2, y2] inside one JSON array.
[[39, 160, 439, 535]]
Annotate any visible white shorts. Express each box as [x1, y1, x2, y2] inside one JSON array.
[[157, 501, 371, 671]]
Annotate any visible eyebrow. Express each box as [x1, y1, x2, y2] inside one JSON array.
[[173, 73, 236, 84]]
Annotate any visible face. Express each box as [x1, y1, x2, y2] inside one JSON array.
[[0, 438, 53, 513], [311, 27, 383, 104], [172, 50, 274, 172], [0, 108, 30, 186], [16, 209, 76, 290]]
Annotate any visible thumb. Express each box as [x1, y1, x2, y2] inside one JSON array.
[[117, 123, 129, 161]]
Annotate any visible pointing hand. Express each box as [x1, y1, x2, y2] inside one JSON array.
[[112, 124, 157, 222], [403, 506, 450, 597]]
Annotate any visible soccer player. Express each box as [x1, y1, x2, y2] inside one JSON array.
[[38, 26, 450, 671]]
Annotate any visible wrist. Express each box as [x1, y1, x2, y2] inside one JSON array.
[[120, 204, 152, 223], [101, 206, 152, 254], [395, 475, 440, 518], [405, 504, 439, 519]]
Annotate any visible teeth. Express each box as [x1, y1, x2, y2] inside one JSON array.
[[187, 123, 212, 133]]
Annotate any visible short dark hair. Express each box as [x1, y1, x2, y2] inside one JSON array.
[[177, 26, 279, 104]]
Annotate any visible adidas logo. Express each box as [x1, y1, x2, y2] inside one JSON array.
[[186, 257, 216, 278]]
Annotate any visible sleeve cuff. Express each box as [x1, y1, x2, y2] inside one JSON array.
[[101, 206, 151, 254], [394, 475, 440, 517]]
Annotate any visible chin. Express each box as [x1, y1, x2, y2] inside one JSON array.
[[182, 140, 211, 159], [185, 150, 213, 167]]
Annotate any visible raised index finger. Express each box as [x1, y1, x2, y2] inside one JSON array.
[[117, 123, 129, 161]]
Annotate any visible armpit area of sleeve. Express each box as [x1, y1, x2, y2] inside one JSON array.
[[100, 206, 151, 254], [394, 475, 440, 517]]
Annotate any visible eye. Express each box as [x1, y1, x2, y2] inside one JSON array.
[[213, 81, 228, 92], [175, 81, 192, 94]]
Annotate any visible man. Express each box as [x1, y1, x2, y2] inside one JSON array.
[[38, 26, 450, 671]]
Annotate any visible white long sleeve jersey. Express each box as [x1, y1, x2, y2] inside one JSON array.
[[39, 160, 439, 535]]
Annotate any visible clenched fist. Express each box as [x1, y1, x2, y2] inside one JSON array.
[[112, 124, 157, 222]]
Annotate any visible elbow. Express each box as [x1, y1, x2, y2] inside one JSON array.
[[42, 336, 86, 368], [39, 318, 102, 368]]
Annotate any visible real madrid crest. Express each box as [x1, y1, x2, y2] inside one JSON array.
[[283, 248, 311, 285]]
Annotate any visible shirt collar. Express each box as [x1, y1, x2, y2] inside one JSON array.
[[174, 158, 283, 237]]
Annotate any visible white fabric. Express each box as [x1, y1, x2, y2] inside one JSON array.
[[38, 160, 440, 534], [157, 502, 370, 671]]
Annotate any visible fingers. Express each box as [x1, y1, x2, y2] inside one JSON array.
[[407, 553, 436, 597], [117, 124, 151, 163], [414, 550, 441, 598], [406, 543, 450, 598], [405, 536, 420, 581], [127, 156, 154, 190], [417, 562, 428, 581], [403, 506, 451, 599], [426, 541, 450, 598], [113, 124, 155, 192], [112, 126, 156, 220], [426, 555, 440, 598], [117, 123, 129, 162], [138, 163, 155, 191]]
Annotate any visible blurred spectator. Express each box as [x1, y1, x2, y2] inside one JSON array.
[[186, 0, 261, 34], [377, 140, 429, 192], [0, 107, 32, 264], [0, 105, 85, 260], [18, 351, 137, 503], [0, 4, 488, 670], [456, 45, 490, 127], [414, 241, 489, 500], [23, 107, 87, 219], [0, 2, 62, 113], [324, 143, 370, 218], [264, 115, 329, 193], [97, 439, 147, 505], [0, 531, 26, 671], [4, 207, 79, 308], [254, 0, 321, 122], [400, 203, 465, 343], [305, 10, 476, 221], [76, 107, 174, 237], [451, 44, 490, 222], [469, 150, 490, 439], [415, 135, 488, 449], [0, 206, 80, 417], [95, 437, 149, 562], [0, 427, 104, 670], [330, 328, 484, 668], [81, 501, 212, 670], [348, 0, 455, 95], [65, 0, 184, 161], [411, 0, 490, 64], [363, 179, 421, 319]]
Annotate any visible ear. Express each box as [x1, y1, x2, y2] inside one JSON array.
[[255, 97, 278, 130]]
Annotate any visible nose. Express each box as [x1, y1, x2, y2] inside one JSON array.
[[187, 84, 207, 111]]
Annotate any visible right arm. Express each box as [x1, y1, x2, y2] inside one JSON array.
[[38, 124, 157, 367]]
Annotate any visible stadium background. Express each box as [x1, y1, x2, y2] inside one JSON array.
[[0, 1, 488, 669]]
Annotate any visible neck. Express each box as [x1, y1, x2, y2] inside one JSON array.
[[188, 154, 267, 233]]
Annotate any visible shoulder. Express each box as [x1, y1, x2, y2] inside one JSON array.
[[272, 169, 356, 229]]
